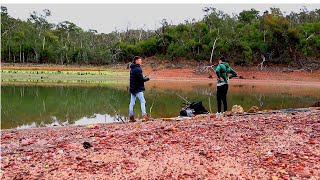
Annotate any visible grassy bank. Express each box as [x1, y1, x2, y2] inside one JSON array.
[[2, 64, 320, 86], [1, 69, 129, 84]]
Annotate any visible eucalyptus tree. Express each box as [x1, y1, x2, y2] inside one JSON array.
[[27, 9, 53, 63]]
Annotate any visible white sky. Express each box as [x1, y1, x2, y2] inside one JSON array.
[[2, 3, 320, 34]]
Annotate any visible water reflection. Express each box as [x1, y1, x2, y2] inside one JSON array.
[[1, 82, 319, 129], [74, 114, 123, 126], [15, 114, 123, 129]]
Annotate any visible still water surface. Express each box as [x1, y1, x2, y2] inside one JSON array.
[[1, 81, 319, 129]]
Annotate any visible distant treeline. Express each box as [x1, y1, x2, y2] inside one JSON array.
[[1, 6, 319, 66]]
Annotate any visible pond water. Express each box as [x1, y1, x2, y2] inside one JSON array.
[[1, 81, 319, 129]]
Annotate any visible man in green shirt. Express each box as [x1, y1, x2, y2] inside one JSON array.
[[215, 56, 237, 116]]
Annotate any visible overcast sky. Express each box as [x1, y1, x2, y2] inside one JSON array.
[[3, 4, 320, 34]]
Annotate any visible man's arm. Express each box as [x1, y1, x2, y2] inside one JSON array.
[[228, 67, 238, 79], [135, 68, 150, 82]]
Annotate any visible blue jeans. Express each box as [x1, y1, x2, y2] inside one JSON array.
[[129, 92, 146, 116]]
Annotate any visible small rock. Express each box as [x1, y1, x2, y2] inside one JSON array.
[[199, 149, 207, 156], [231, 105, 244, 114], [164, 126, 178, 132], [2, 134, 12, 139], [141, 150, 148, 157], [288, 171, 296, 177], [266, 151, 273, 157], [307, 139, 316, 145], [83, 142, 93, 149], [136, 138, 145, 145], [206, 166, 216, 174], [248, 106, 259, 113], [213, 146, 222, 151], [301, 172, 311, 178]]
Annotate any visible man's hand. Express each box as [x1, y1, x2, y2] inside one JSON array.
[[143, 76, 150, 82]]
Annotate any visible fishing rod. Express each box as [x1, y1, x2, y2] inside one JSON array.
[[176, 93, 191, 105], [149, 90, 159, 118], [96, 86, 125, 123]]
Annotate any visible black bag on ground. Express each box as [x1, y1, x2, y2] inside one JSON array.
[[179, 101, 209, 117], [189, 101, 209, 115], [180, 109, 194, 117]]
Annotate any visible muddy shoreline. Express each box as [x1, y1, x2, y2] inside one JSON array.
[[1, 111, 320, 179]]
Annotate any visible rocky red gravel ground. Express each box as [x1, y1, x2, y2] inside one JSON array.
[[1, 111, 320, 179]]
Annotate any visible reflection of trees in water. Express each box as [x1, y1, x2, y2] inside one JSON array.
[[257, 93, 265, 107], [2, 85, 128, 128], [20, 86, 25, 97], [207, 90, 214, 113]]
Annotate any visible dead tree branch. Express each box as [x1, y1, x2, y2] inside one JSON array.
[[306, 32, 315, 41], [257, 55, 267, 71], [209, 29, 220, 63]]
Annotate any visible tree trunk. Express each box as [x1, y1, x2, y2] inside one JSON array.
[[258, 55, 266, 71], [289, 46, 302, 67], [210, 29, 220, 64], [138, 29, 142, 41], [34, 49, 38, 62], [42, 36, 45, 50], [65, 53, 68, 66], [8, 46, 11, 62], [198, 39, 200, 54], [20, 45, 22, 62], [210, 37, 219, 63], [23, 51, 25, 63], [61, 52, 63, 65]]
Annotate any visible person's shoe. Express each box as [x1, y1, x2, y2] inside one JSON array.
[[129, 116, 136, 122], [215, 112, 222, 117], [141, 114, 149, 121]]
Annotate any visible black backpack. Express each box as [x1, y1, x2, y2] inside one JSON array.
[[180, 101, 209, 116], [189, 101, 209, 115]]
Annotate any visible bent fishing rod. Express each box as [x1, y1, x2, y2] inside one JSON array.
[[96, 87, 125, 123]]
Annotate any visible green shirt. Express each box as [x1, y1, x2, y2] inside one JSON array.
[[216, 62, 237, 86]]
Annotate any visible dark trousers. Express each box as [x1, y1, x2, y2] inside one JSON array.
[[217, 84, 229, 113]]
